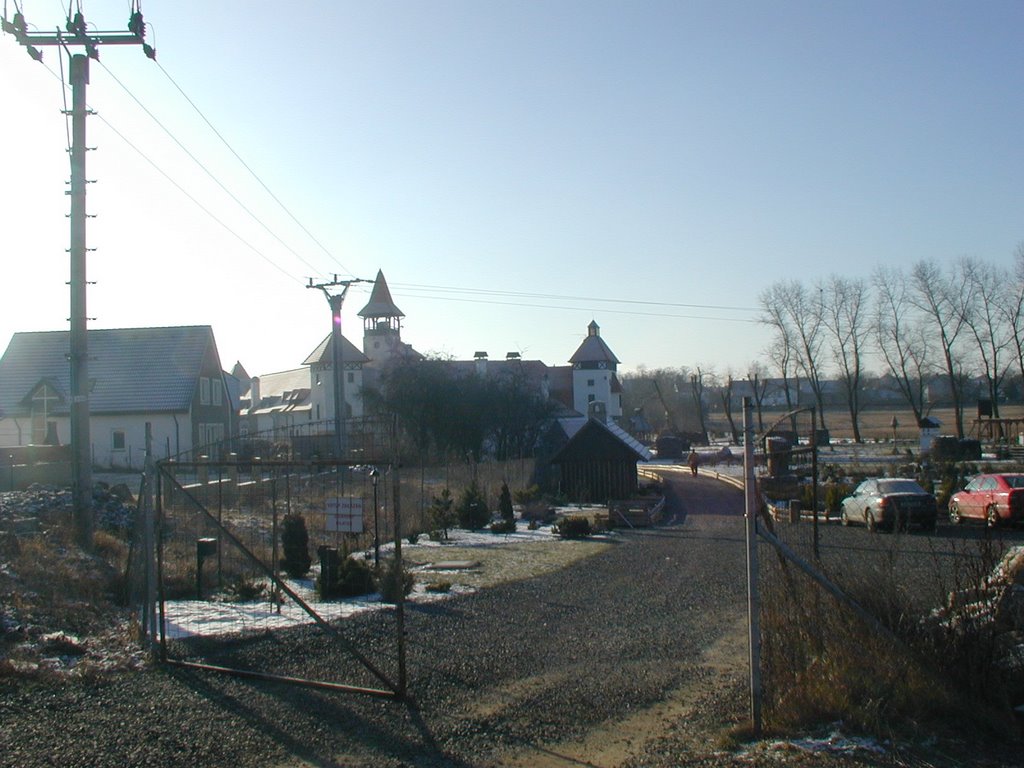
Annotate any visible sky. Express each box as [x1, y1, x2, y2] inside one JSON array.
[[1, 1, 1021, 380]]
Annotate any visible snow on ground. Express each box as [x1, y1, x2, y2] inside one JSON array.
[[164, 512, 607, 640]]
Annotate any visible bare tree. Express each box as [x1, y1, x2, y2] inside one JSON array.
[[962, 257, 1014, 420], [821, 275, 871, 442], [1003, 242, 1024, 392], [760, 280, 828, 431], [717, 372, 740, 444], [873, 266, 931, 425], [909, 259, 975, 438], [746, 360, 771, 432], [690, 367, 709, 443]]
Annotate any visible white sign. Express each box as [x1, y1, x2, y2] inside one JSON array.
[[326, 497, 363, 533]]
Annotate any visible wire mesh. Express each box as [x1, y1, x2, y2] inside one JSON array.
[[155, 419, 406, 695]]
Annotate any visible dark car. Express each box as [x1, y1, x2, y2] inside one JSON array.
[[948, 473, 1024, 527], [839, 478, 937, 532]]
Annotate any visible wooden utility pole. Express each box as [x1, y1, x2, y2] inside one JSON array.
[[2, 4, 154, 547]]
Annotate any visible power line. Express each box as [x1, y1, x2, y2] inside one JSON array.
[[97, 58, 327, 279], [27, 59, 306, 285], [153, 59, 354, 278], [397, 291, 761, 324], [391, 281, 760, 316]]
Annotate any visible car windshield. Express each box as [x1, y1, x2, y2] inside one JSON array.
[[877, 479, 926, 495], [1002, 475, 1024, 489]]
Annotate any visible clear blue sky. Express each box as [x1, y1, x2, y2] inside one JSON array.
[[2, 1, 1021, 380]]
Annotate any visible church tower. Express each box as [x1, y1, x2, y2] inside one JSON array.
[[568, 320, 622, 420], [358, 270, 405, 365]]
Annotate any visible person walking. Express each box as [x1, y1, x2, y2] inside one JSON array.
[[687, 449, 699, 476]]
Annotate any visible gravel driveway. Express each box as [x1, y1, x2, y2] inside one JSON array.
[[0, 475, 757, 767], [4, 473, 1017, 767]]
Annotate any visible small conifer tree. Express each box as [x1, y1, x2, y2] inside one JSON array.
[[457, 480, 490, 530], [428, 488, 457, 540], [280, 513, 312, 578]]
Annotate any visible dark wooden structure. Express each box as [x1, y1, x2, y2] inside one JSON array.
[[550, 419, 647, 503]]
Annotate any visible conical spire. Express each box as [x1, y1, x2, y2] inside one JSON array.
[[358, 270, 404, 319]]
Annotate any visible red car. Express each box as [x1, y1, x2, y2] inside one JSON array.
[[948, 473, 1024, 527]]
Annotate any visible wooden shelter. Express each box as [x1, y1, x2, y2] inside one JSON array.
[[550, 415, 651, 503]]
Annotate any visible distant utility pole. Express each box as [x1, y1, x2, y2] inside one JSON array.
[[307, 277, 370, 458], [2, 3, 154, 548]]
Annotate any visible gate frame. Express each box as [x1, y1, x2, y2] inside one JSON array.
[[154, 457, 408, 700]]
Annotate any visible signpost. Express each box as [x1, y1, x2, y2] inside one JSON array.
[[326, 498, 364, 533]]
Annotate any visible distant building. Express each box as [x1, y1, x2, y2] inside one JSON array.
[[239, 270, 626, 433]]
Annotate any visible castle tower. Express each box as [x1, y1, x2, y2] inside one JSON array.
[[358, 270, 405, 365], [568, 320, 622, 420]]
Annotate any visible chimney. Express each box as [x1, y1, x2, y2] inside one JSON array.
[[249, 376, 261, 412], [588, 400, 607, 424], [506, 351, 521, 360], [474, 351, 488, 376]]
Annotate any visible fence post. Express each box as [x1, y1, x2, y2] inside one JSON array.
[[743, 397, 763, 736]]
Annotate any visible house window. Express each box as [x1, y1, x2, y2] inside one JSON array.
[[587, 379, 595, 387], [200, 377, 211, 405], [30, 383, 60, 444], [588, 394, 596, 403], [112, 430, 126, 452], [211, 379, 222, 406], [347, 372, 355, 384], [315, 373, 321, 386]]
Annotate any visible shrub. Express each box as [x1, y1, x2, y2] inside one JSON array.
[[280, 514, 312, 578], [456, 481, 490, 530], [490, 518, 516, 534], [520, 500, 556, 524], [379, 558, 414, 603], [425, 581, 452, 593], [513, 484, 541, 505], [553, 515, 591, 539], [428, 488, 457, 540], [224, 574, 266, 602], [498, 482, 515, 525], [317, 556, 376, 599], [407, 532, 421, 545]]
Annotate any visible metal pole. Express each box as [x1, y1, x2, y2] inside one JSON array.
[[371, 468, 380, 567], [68, 53, 93, 548], [811, 406, 819, 560], [743, 396, 762, 736], [328, 293, 345, 459]]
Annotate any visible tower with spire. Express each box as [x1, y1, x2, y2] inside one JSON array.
[[568, 320, 622, 420], [358, 270, 406, 365]]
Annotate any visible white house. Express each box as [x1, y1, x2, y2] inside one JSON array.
[[0, 326, 234, 469]]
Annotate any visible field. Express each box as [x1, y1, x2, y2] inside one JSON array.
[[711, 404, 1024, 444]]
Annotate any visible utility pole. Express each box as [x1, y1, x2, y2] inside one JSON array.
[[307, 276, 370, 458], [3, 3, 154, 548]]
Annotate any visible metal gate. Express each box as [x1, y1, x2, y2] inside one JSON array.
[[152, 447, 408, 698]]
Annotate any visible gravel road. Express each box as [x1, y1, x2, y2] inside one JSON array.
[[2, 474, 1019, 767]]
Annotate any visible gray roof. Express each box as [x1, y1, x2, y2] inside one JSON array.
[[302, 334, 370, 366], [0, 326, 220, 416], [568, 321, 620, 365], [557, 416, 653, 461]]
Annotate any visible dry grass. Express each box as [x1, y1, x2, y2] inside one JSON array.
[[404, 537, 613, 590], [760, 539, 1020, 742]]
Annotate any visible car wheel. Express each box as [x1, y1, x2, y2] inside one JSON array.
[[841, 508, 850, 527], [866, 510, 877, 533], [986, 505, 1000, 529], [949, 503, 962, 525]]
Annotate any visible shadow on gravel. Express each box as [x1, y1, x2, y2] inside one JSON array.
[[166, 667, 473, 768]]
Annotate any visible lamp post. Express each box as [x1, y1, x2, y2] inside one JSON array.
[[370, 467, 380, 566]]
